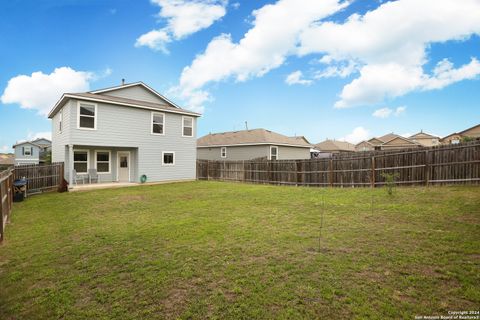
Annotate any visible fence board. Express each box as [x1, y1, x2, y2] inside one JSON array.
[[197, 140, 480, 187], [0, 169, 14, 243], [13, 162, 64, 194]]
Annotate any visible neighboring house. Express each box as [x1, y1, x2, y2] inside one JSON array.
[[32, 138, 52, 151], [290, 135, 312, 145], [379, 136, 421, 150], [48, 81, 201, 184], [12, 141, 42, 165], [367, 137, 385, 147], [366, 133, 421, 151], [441, 123, 480, 145], [314, 139, 355, 154], [197, 129, 311, 160], [409, 131, 440, 147], [355, 140, 374, 152]]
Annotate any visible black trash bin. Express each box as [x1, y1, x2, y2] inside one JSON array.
[[13, 179, 27, 202]]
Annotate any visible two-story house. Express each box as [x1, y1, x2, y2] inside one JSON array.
[[48, 82, 201, 184], [12, 141, 42, 166]]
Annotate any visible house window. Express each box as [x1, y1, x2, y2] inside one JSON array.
[[182, 116, 193, 137], [59, 110, 63, 133], [162, 151, 175, 165], [23, 146, 32, 156], [74, 150, 89, 173], [221, 147, 227, 158], [270, 146, 278, 160], [451, 139, 460, 144], [152, 112, 165, 135], [95, 151, 110, 173], [78, 103, 96, 129]]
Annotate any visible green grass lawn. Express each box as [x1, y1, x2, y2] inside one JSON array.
[[0, 181, 479, 319]]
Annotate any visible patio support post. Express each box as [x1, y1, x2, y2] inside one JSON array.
[[68, 144, 74, 184]]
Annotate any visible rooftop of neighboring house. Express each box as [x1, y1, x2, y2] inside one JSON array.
[[12, 140, 41, 149], [289, 136, 312, 145], [47, 82, 200, 118], [12, 137, 51, 149], [409, 131, 440, 139], [441, 123, 480, 141], [314, 139, 356, 152], [377, 132, 402, 142], [197, 129, 312, 148]]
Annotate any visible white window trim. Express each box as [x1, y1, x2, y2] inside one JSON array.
[[58, 110, 63, 133], [116, 151, 131, 182], [94, 150, 111, 174], [269, 146, 279, 160], [23, 146, 32, 156], [162, 151, 175, 166], [221, 147, 227, 158], [77, 101, 97, 130], [182, 116, 194, 137], [73, 149, 90, 174], [151, 112, 166, 135]]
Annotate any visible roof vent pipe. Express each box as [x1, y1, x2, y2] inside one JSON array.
[[121, 78, 125, 85]]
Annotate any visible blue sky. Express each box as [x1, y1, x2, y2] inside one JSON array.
[[1, 0, 479, 152]]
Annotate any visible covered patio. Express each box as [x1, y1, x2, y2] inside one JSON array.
[[66, 145, 138, 186]]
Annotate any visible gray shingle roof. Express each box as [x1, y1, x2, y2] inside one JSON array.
[[314, 140, 356, 152], [197, 129, 311, 147]]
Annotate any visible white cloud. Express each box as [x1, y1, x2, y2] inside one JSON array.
[[135, 29, 172, 53], [285, 70, 312, 85], [135, 0, 228, 52], [298, 0, 480, 108], [175, 0, 348, 110], [314, 60, 356, 79], [1, 145, 8, 153], [422, 58, 480, 90], [1, 67, 94, 116], [372, 105, 406, 118], [372, 107, 392, 118], [232, 2, 240, 10], [28, 131, 52, 141], [394, 106, 406, 116], [339, 126, 369, 144]]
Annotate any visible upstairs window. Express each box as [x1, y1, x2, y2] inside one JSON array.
[[152, 112, 165, 135], [182, 116, 193, 137], [59, 110, 63, 133], [162, 151, 175, 165], [23, 146, 32, 156], [78, 103, 96, 129], [270, 146, 278, 160], [221, 147, 227, 158]]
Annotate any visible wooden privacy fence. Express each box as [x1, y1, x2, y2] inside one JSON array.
[[0, 169, 14, 242], [13, 162, 64, 194], [197, 141, 480, 187]]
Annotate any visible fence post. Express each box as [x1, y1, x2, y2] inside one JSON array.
[[0, 177, 4, 243], [57, 163, 64, 192], [329, 159, 334, 187], [206, 160, 209, 181], [296, 160, 303, 186], [424, 150, 430, 186], [371, 156, 375, 188]]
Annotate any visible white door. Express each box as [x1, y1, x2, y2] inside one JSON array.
[[118, 152, 130, 182]]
